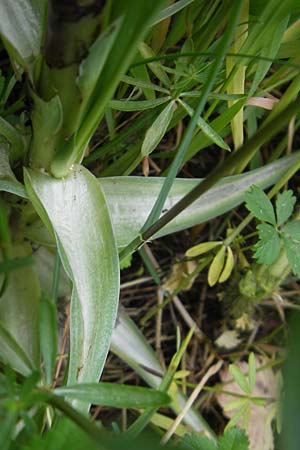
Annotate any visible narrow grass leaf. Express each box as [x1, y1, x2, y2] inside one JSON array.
[[179, 99, 230, 150], [40, 296, 58, 385], [111, 310, 213, 433], [152, 0, 194, 26], [254, 224, 281, 265], [276, 190, 296, 226], [24, 166, 120, 410], [121, 74, 169, 94], [55, 383, 170, 409], [109, 96, 170, 112], [139, 42, 171, 87], [51, 1, 167, 177], [141, 1, 243, 229], [248, 352, 256, 394], [77, 19, 122, 121], [141, 100, 175, 157], [245, 185, 276, 225]]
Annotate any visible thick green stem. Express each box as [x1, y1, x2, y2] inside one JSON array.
[[30, 0, 105, 170]]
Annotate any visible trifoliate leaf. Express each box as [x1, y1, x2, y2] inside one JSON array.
[[275, 190, 296, 226], [282, 220, 300, 238], [218, 427, 249, 450], [253, 224, 280, 264], [245, 185, 276, 225], [282, 220, 300, 276]]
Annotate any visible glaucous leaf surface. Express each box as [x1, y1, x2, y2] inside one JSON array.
[[24, 166, 120, 407]]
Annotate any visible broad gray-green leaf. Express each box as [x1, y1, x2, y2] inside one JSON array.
[[54, 382, 170, 408], [0, 147, 26, 197], [111, 308, 209, 433], [0, 243, 40, 373], [0, 0, 46, 72], [24, 166, 120, 400], [141, 100, 175, 156], [100, 153, 299, 248]]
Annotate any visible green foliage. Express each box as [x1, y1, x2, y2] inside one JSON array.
[[245, 185, 300, 275], [182, 428, 249, 450], [0, 0, 300, 448]]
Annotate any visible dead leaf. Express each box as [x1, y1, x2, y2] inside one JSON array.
[[163, 260, 198, 293], [216, 356, 278, 450], [215, 330, 242, 349]]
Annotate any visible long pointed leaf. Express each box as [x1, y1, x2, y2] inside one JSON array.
[[24, 166, 120, 409], [100, 153, 299, 248], [54, 382, 170, 409], [0, 0, 46, 73], [0, 243, 40, 373]]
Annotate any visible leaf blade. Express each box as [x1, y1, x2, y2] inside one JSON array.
[[25, 166, 120, 410], [245, 185, 276, 225], [54, 382, 170, 409], [254, 223, 281, 265], [276, 190, 296, 226]]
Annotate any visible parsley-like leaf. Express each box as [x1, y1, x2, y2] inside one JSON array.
[[254, 224, 281, 264], [218, 428, 249, 450], [245, 186, 276, 225], [282, 220, 300, 276], [276, 190, 296, 226], [181, 433, 217, 450]]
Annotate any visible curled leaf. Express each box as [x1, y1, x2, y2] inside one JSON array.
[[208, 246, 226, 287]]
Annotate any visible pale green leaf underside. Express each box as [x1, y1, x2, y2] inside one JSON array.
[[54, 382, 170, 409], [0, 0, 45, 69], [24, 166, 120, 405], [100, 153, 299, 248]]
